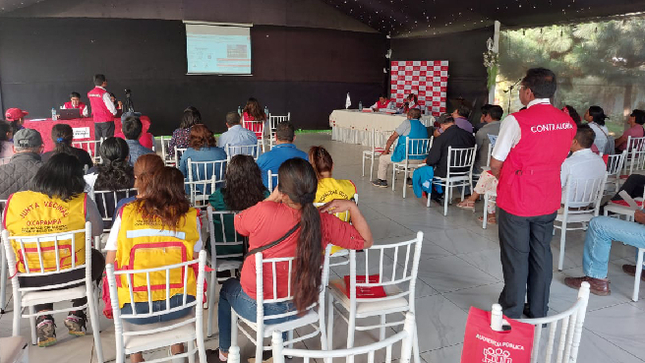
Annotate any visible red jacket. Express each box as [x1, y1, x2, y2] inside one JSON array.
[[87, 87, 114, 123], [496, 104, 576, 216]]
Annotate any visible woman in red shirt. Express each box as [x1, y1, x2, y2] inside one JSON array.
[[212, 158, 373, 363]]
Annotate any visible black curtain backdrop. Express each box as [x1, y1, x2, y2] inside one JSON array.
[[0, 18, 386, 134]]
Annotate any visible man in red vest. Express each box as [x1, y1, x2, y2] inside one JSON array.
[[62, 92, 89, 117], [490, 68, 576, 319], [87, 74, 118, 140]]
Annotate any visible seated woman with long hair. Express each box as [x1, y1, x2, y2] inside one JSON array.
[[242, 98, 267, 139], [169, 106, 202, 156], [309, 145, 357, 203], [3, 153, 104, 347], [212, 158, 373, 362], [42, 124, 93, 171], [105, 167, 203, 363], [208, 154, 268, 255], [112, 153, 165, 221]]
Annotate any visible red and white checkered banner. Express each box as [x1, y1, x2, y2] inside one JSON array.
[[390, 60, 448, 117]]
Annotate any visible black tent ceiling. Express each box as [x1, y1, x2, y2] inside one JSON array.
[[319, 0, 645, 37]]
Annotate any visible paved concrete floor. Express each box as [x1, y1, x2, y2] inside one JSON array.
[[1, 132, 644, 362]]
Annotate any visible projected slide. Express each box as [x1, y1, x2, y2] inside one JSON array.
[[186, 24, 252, 75]]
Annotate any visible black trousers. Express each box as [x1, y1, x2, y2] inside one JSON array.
[[498, 208, 557, 319], [18, 249, 105, 313], [611, 174, 645, 201], [94, 121, 115, 140]]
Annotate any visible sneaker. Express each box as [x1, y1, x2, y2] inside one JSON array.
[[36, 315, 57, 347], [64, 311, 87, 337], [371, 179, 388, 188]]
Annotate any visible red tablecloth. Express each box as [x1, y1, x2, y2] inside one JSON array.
[[23, 116, 151, 152]]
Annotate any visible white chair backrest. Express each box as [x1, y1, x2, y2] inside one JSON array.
[[159, 136, 173, 165], [404, 138, 432, 161], [516, 282, 591, 363], [268, 113, 291, 149], [562, 174, 607, 210], [348, 232, 423, 304], [2, 222, 92, 280], [187, 158, 227, 183], [105, 250, 207, 338], [72, 138, 103, 162], [267, 170, 279, 191], [270, 312, 416, 363], [90, 188, 138, 229], [174, 147, 188, 167], [242, 119, 265, 139], [0, 157, 10, 165], [225, 143, 260, 162], [254, 245, 331, 324], [626, 136, 645, 153], [207, 206, 244, 261], [606, 150, 627, 177], [446, 146, 477, 177], [485, 142, 493, 168]]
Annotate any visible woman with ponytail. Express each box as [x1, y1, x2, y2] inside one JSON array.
[[212, 158, 373, 363], [584, 106, 611, 153], [309, 145, 357, 204], [41, 124, 93, 170]]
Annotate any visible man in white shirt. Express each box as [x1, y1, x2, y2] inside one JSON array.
[[560, 124, 607, 190], [218, 112, 258, 157]]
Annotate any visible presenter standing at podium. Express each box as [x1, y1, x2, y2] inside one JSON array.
[[87, 74, 118, 139]]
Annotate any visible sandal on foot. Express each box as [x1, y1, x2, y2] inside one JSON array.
[[478, 215, 497, 224], [456, 200, 475, 211]]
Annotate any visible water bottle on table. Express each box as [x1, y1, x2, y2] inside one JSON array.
[[51, 107, 57, 121], [358, 101, 363, 111]]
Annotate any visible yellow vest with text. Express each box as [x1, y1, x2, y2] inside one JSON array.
[[315, 178, 357, 254], [115, 203, 200, 308], [4, 191, 87, 273]]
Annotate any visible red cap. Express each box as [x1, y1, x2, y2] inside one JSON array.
[[5, 108, 28, 122]]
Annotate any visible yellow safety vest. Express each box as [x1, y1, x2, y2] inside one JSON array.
[[115, 202, 200, 308], [315, 178, 357, 254], [4, 191, 87, 273]]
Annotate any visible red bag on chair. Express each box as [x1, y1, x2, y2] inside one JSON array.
[[460, 307, 534, 363]]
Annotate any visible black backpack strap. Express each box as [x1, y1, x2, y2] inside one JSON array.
[[245, 223, 300, 258]]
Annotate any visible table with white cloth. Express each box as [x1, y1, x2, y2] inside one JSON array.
[[329, 109, 435, 147]]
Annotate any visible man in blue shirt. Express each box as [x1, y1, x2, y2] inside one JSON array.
[[122, 115, 154, 165], [256, 121, 308, 189], [218, 112, 258, 156]]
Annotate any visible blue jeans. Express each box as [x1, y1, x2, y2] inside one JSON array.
[[218, 279, 295, 353], [121, 294, 196, 325], [584, 216, 645, 279]]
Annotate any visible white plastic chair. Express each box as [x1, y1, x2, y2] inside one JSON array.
[[473, 142, 494, 181], [159, 136, 174, 166], [555, 174, 607, 271], [482, 190, 497, 230], [2, 222, 104, 362], [623, 136, 645, 175], [231, 245, 332, 363], [72, 138, 104, 164], [106, 250, 208, 363], [266, 312, 415, 363], [605, 150, 627, 194], [175, 147, 188, 168], [241, 119, 266, 152], [186, 159, 226, 207], [267, 113, 291, 150], [205, 207, 245, 337], [327, 232, 423, 363], [267, 170, 279, 191], [430, 146, 477, 216], [362, 129, 390, 181], [225, 143, 261, 162], [511, 281, 591, 363], [391, 138, 432, 198], [0, 199, 8, 313], [90, 188, 138, 232]]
